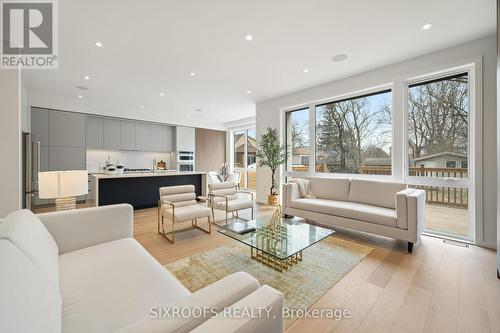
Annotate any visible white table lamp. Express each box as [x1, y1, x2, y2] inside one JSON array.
[[38, 170, 88, 210]]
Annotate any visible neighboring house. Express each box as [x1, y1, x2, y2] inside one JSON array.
[[412, 151, 467, 168], [291, 147, 310, 166], [234, 133, 257, 167]]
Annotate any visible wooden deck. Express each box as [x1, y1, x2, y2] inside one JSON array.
[[425, 204, 469, 237]]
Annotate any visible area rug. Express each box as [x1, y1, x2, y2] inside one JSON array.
[[164, 236, 373, 327]]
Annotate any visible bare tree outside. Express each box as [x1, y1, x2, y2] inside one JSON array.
[[408, 73, 469, 172], [315, 91, 392, 174], [286, 109, 310, 170]]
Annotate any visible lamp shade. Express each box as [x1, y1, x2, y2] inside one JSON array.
[[38, 170, 88, 199]]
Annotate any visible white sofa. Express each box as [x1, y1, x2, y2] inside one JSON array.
[[282, 178, 425, 252], [0, 204, 283, 333]]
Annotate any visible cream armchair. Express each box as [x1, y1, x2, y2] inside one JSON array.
[[158, 185, 212, 243], [208, 182, 254, 224]]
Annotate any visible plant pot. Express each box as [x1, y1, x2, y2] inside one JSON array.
[[267, 194, 279, 206]]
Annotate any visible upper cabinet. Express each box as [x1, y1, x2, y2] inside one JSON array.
[[31, 108, 86, 173], [176, 126, 195, 152], [135, 123, 149, 151], [49, 111, 86, 147], [32, 108, 176, 153], [103, 119, 121, 150], [120, 121, 136, 150], [161, 126, 174, 152], [31, 108, 50, 146], [86, 117, 104, 149], [149, 125, 163, 152]]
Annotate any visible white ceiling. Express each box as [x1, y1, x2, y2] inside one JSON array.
[[22, 0, 495, 130]]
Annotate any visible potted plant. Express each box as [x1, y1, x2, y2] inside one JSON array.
[[256, 127, 288, 205]]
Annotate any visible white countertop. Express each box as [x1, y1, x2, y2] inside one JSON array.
[[91, 171, 206, 179]]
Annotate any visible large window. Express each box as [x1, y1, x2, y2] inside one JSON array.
[[281, 67, 476, 242], [232, 128, 256, 190], [406, 72, 471, 239], [315, 90, 392, 174], [233, 130, 245, 168], [285, 108, 309, 172], [408, 73, 469, 178]]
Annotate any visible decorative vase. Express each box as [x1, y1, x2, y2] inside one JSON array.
[[267, 194, 279, 205]]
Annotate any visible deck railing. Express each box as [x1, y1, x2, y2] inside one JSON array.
[[290, 164, 468, 208]]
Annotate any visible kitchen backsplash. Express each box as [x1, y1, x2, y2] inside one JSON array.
[[87, 150, 174, 173]]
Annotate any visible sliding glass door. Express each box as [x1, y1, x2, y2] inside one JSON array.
[[405, 72, 473, 240]]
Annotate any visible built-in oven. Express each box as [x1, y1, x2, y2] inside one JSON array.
[[177, 151, 194, 162], [178, 163, 194, 172], [177, 151, 195, 172]]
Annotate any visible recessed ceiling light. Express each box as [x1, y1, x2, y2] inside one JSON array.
[[94, 41, 103, 47], [246, 90, 252, 94], [245, 34, 253, 41], [139, 105, 144, 109], [159, 92, 164, 97], [421, 23, 433, 30], [186, 113, 191, 117], [84, 75, 90, 80], [303, 68, 309, 73], [332, 54, 348, 62], [77, 95, 83, 99], [190, 72, 196, 76], [210, 104, 214, 109]]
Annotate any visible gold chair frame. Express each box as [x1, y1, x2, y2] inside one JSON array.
[[157, 200, 212, 244]]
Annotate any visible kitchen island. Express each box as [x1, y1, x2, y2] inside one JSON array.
[[89, 171, 206, 209]]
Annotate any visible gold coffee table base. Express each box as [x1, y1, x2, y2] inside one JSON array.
[[250, 247, 303, 272]]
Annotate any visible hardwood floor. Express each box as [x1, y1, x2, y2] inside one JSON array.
[[133, 204, 500, 333], [34, 203, 499, 332]]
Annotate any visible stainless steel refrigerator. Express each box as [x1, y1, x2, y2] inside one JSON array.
[[22, 132, 41, 210]]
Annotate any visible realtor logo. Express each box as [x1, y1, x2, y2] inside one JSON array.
[[1, 0, 58, 69]]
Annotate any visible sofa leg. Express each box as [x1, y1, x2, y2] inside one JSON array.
[[407, 242, 414, 253]]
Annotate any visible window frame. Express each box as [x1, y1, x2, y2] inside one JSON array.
[[402, 63, 479, 243], [282, 84, 394, 180], [285, 107, 310, 173], [278, 59, 482, 245], [314, 88, 393, 176], [230, 127, 256, 190], [403, 68, 473, 187]]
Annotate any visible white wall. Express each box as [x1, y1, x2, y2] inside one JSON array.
[[256, 35, 497, 248], [0, 69, 22, 217], [86, 149, 173, 173], [496, 0, 500, 276]]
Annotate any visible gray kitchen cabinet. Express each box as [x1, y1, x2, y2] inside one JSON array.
[[49, 146, 86, 171], [86, 117, 104, 149], [149, 125, 162, 152], [103, 119, 121, 150], [49, 110, 86, 147], [40, 145, 49, 171], [135, 123, 149, 151], [176, 126, 195, 152], [31, 108, 50, 145], [120, 121, 136, 150], [161, 126, 174, 152]]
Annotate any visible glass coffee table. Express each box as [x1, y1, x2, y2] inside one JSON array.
[[218, 216, 335, 272]]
